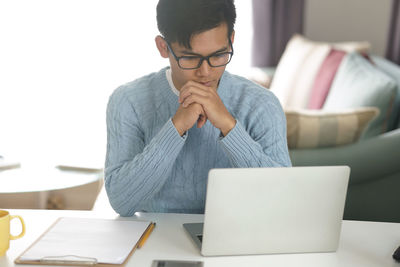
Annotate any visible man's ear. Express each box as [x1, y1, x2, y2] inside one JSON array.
[[155, 35, 169, 58], [230, 30, 235, 45]]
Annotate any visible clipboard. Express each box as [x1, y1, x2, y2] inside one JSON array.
[[15, 217, 156, 267]]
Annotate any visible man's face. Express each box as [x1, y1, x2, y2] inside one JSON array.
[[167, 23, 233, 91]]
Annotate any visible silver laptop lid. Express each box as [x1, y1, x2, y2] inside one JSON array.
[[201, 166, 350, 256]]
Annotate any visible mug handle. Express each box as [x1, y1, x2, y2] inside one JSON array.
[[9, 215, 26, 240]]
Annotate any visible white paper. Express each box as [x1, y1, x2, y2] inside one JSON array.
[[19, 217, 151, 264]]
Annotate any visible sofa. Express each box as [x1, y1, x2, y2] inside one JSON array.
[[252, 35, 400, 223]]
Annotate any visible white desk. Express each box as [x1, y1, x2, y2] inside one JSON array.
[[1, 209, 399, 267]]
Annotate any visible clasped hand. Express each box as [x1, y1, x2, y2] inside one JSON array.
[[172, 81, 236, 136]]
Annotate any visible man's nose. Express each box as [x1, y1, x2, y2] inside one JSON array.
[[197, 59, 211, 76]]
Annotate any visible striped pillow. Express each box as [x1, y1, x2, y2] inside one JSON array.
[[270, 34, 371, 109], [286, 107, 379, 149], [307, 49, 347, 109]]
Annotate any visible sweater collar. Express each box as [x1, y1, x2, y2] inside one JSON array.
[[165, 68, 180, 96]]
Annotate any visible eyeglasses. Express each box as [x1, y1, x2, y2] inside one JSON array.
[[166, 39, 234, 70]]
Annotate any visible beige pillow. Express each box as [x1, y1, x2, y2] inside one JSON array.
[[286, 107, 379, 149], [270, 34, 371, 109]]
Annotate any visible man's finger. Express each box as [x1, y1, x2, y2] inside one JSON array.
[[179, 82, 210, 103], [197, 114, 208, 128], [182, 94, 207, 108]]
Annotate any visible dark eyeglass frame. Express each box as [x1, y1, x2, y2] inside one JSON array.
[[165, 38, 234, 70]]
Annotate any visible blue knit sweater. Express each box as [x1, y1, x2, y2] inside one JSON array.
[[105, 67, 291, 216]]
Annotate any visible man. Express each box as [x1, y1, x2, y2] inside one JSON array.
[[105, 0, 291, 216]]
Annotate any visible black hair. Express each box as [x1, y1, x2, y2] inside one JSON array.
[[156, 0, 236, 49]]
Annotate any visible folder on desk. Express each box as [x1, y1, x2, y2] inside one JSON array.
[[15, 217, 155, 267]]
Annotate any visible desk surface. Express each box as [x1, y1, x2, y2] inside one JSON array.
[[1, 209, 399, 267], [0, 167, 102, 193]]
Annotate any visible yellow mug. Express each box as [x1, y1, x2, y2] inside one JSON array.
[[0, 210, 25, 257]]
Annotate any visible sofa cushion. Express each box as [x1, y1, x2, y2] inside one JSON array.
[[286, 107, 379, 149], [308, 49, 347, 109], [323, 52, 397, 139], [370, 56, 400, 130], [270, 34, 371, 109]]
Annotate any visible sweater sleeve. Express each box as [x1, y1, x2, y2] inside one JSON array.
[[105, 91, 185, 216], [219, 94, 292, 168]]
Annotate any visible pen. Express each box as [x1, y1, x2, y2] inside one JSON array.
[[137, 222, 156, 248]]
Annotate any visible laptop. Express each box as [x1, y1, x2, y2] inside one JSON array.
[[183, 166, 350, 256]]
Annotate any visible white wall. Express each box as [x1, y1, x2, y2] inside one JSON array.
[[304, 0, 392, 56], [0, 1, 163, 168]]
